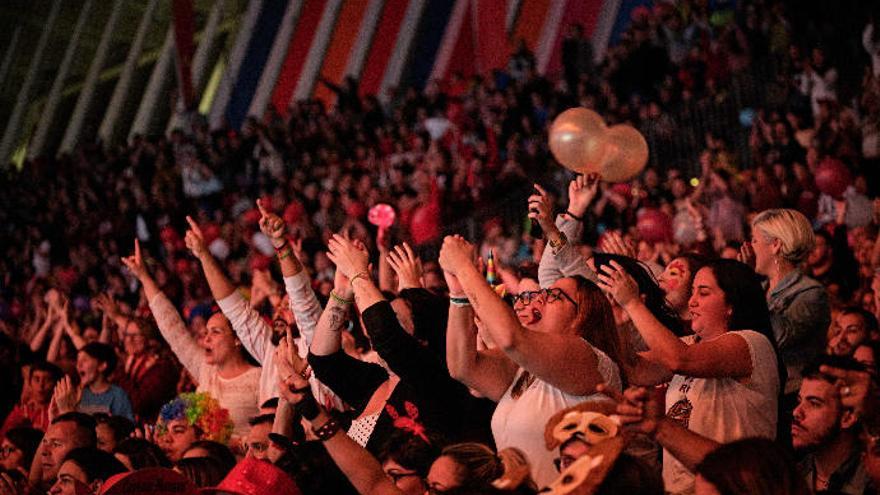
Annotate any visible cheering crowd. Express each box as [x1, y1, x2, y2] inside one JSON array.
[[3, 0, 880, 493]]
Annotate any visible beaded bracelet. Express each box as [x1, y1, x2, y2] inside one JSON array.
[[330, 291, 353, 305], [277, 248, 294, 260], [313, 418, 342, 441]]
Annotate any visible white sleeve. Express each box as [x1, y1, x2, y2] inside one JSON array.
[[284, 271, 323, 359], [216, 290, 274, 365]]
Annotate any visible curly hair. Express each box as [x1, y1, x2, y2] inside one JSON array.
[[157, 392, 233, 444]]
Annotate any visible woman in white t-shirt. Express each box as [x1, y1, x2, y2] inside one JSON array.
[[598, 258, 781, 495], [439, 236, 622, 488]]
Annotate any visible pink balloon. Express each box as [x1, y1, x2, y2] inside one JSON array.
[[636, 208, 673, 243], [368, 204, 396, 229], [814, 158, 851, 198]]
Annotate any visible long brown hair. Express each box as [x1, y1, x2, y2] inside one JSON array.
[[570, 276, 623, 379]]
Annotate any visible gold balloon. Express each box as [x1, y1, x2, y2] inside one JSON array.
[[548, 108, 607, 173], [597, 125, 649, 182]]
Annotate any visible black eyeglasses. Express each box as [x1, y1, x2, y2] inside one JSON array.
[[513, 288, 578, 309], [0, 446, 18, 456]]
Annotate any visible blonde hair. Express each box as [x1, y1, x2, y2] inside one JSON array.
[[751, 209, 815, 264]]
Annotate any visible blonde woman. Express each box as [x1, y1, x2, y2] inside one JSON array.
[[742, 208, 831, 395]]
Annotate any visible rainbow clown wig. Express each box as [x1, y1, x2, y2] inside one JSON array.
[[157, 392, 234, 444]]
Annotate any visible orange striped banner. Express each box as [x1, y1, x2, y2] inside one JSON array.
[[313, 0, 370, 104], [510, 0, 551, 53]]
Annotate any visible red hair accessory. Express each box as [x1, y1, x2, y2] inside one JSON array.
[[385, 401, 429, 443]]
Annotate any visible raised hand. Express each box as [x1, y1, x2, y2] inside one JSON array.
[[595, 260, 641, 308], [820, 364, 877, 418], [527, 184, 555, 230], [600, 231, 636, 258], [438, 235, 476, 277], [568, 173, 600, 218], [50, 375, 82, 419], [326, 234, 370, 279], [121, 239, 150, 280], [93, 293, 120, 319], [275, 327, 311, 405], [257, 199, 288, 249], [387, 243, 424, 291], [184, 216, 209, 259], [737, 241, 755, 269], [597, 384, 664, 437]]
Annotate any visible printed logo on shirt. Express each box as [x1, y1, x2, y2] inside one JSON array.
[[667, 397, 693, 429]]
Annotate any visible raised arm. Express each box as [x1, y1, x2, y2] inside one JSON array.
[[443, 265, 517, 402], [29, 303, 56, 353], [184, 216, 236, 300], [309, 242, 359, 356], [535, 178, 598, 288], [94, 294, 133, 344], [597, 261, 752, 378], [276, 341, 402, 495], [441, 236, 601, 396], [122, 240, 204, 379], [326, 235, 384, 312], [256, 199, 322, 355]]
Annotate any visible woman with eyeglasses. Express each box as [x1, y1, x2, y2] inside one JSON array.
[[440, 234, 621, 487], [0, 427, 42, 476], [94, 301, 178, 424], [597, 258, 782, 494]]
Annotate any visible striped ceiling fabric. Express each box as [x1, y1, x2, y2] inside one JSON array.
[[313, 0, 371, 104], [247, 0, 304, 119], [206, 0, 626, 127], [510, 0, 551, 55], [270, 0, 328, 115], [226, 0, 289, 129], [358, 0, 410, 97]]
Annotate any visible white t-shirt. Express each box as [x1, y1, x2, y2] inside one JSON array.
[[663, 330, 779, 495], [197, 367, 262, 438], [491, 345, 621, 488]]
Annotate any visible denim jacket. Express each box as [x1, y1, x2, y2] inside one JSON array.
[[767, 270, 831, 394]]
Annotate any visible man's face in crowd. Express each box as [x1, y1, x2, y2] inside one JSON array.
[[791, 377, 851, 451], [244, 422, 272, 461], [30, 370, 57, 405], [828, 313, 868, 357], [158, 419, 199, 463], [40, 421, 82, 483]]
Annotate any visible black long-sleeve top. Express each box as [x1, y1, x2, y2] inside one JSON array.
[[361, 299, 495, 446], [308, 298, 495, 455]]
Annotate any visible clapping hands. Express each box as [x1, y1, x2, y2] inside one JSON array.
[[386, 243, 424, 291]]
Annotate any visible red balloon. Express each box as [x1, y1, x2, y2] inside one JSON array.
[[636, 208, 673, 243], [814, 158, 851, 198]]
